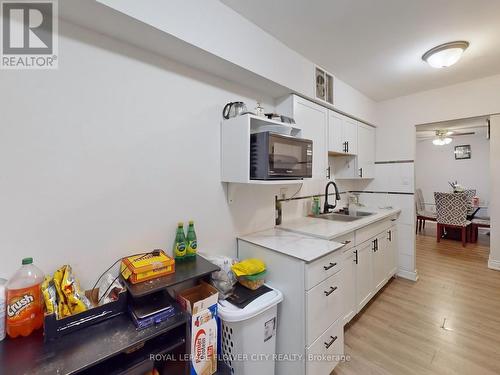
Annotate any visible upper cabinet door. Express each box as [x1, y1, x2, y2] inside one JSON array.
[[357, 124, 375, 179], [328, 111, 344, 153], [293, 96, 328, 180], [328, 111, 358, 155], [343, 119, 358, 155]]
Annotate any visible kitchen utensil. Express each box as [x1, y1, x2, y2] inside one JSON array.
[[222, 101, 247, 119]]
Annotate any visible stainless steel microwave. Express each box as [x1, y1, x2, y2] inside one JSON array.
[[250, 132, 313, 180]]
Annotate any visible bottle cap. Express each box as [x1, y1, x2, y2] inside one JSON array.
[[177, 222, 183, 227], [22, 257, 33, 265], [188, 220, 194, 225]]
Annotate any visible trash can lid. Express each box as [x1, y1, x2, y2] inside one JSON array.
[[217, 286, 283, 322]]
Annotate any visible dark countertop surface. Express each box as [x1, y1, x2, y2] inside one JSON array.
[[0, 309, 190, 375]]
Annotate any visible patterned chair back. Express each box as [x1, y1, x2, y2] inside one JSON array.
[[463, 189, 476, 209], [434, 192, 468, 226], [415, 188, 425, 212]]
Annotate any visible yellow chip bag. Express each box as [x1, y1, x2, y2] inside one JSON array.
[[231, 258, 266, 277]]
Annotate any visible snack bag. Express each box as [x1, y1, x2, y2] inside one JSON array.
[[231, 258, 266, 277], [41, 276, 58, 318], [53, 266, 71, 319], [60, 265, 92, 315]]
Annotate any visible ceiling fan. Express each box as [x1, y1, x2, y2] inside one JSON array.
[[418, 129, 475, 146]]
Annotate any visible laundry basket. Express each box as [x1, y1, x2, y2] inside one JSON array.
[[218, 286, 283, 375]]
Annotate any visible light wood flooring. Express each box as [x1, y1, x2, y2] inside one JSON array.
[[333, 224, 499, 375]]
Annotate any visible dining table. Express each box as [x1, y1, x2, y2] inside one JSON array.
[[423, 201, 489, 242]]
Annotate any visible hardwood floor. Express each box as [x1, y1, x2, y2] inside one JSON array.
[[333, 227, 499, 375]]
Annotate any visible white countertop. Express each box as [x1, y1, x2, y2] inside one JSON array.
[[238, 228, 345, 263], [238, 207, 401, 263], [278, 207, 401, 240]]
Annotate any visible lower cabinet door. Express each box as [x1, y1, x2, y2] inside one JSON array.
[[306, 271, 343, 346], [386, 225, 398, 278], [341, 249, 356, 325], [355, 241, 373, 312], [373, 235, 387, 293], [306, 318, 344, 375]]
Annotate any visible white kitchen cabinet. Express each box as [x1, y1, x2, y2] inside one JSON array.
[[386, 225, 398, 278], [277, 95, 328, 180], [237, 236, 345, 375], [372, 234, 387, 293], [306, 271, 343, 346], [328, 111, 357, 155], [357, 124, 376, 179], [341, 247, 357, 325], [355, 240, 373, 312]]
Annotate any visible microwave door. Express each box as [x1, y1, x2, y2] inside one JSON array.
[[269, 137, 310, 177]]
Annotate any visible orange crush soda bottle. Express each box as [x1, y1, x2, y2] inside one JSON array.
[[6, 257, 45, 338]]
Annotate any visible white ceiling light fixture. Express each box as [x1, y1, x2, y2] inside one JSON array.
[[432, 130, 454, 146], [432, 137, 452, 146], [422, 41, 470, 68]]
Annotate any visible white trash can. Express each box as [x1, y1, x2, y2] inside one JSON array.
[[218, 286, 283, 375]]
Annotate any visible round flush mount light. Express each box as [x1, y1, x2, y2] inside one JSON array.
[[422, 41, 469, 68]]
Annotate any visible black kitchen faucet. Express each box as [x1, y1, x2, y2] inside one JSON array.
[[323, 181, 341, 213]]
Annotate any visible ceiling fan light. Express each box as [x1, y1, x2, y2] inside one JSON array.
[[422, 41, 469, 68], [433, 138, 444, 146], [444, 137, 452, 144]]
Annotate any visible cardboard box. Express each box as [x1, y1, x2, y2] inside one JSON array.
[[120, 250, 175, 284], [177, 282, 218, 375]]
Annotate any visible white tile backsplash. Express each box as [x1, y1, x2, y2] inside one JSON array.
[[365, 163, 415, 193]]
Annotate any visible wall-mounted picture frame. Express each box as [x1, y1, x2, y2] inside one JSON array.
[[454, 144, 471, 160]]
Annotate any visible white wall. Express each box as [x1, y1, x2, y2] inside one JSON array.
[[93, 0, 377, 124], [377, 74, 500, 272], [377, 73, 500, 161], [0, 20, 288, 286], [416, 133, 490, 206]]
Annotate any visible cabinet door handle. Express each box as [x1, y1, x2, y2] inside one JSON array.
[[327, 166, 331, 179], [388, 230, 392, 242], [376, 238, 379, 251], [342, 240, 351, 245], [324, 286, 338, 296], [343, 141, 347, 153], [354, 250, 358, 264], [347, 141, 349, 153], [359, 168, 363, 178], [323, 262, 337, 271], [324, 335, 338, 349]]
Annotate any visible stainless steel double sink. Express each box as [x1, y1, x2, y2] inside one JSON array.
[[312, 210, 375, 222]]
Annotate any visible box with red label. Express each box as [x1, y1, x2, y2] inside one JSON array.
[[177, 282, 218, 375]]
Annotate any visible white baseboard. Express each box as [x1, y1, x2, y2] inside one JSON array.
[[488, 259, 500, 271], [397, 268, 419, 281]]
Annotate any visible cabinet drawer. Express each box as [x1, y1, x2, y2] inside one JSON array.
[[306, 271, 343, 346], [306, 318, 344, 375], [305, 251, 342, 290], [356, 219, 392, 245]]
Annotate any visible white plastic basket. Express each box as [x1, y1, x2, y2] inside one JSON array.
[[218, 287, 283, 375]]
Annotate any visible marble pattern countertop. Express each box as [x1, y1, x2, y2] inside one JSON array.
[[278, 207, 401, 240], [238, 207, 401, 263], [238, 228, 345, 263]]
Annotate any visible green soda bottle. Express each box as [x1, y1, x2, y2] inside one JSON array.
[[186, 221, 198, 258], [173, 222, 187, 260]]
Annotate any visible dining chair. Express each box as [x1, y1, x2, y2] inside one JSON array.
[[415, 188, 436, 233], [463, 189, 477, 210], [434, 192, 471, 247]]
